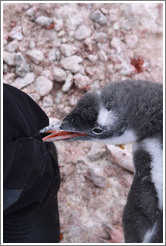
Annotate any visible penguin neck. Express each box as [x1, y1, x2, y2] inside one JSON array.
[[129, 98, 163, 141]]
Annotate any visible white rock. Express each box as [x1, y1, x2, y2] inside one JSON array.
[[26, 7, 36, 16], [29, 40, 36, 49], [55, 50, 61, 61], [85, 66, 97, 76], [62, 73, 73, 92], [35, 16, 52, 27], [106, 144, 134, 173], [41, 69, 53, 80], [3, 51, 15, 65], [109, 13, 118, 23], [121, 20, 131, 30], [89, 168, 107, 188], [90, 10, 107, 25], [119, 65, 135, 76], [100, 7, 108, 15], [65, 14, 83, 31], [6, 40, 19, 53], [9, 26, 24, 41], [84, 38, 93, 51], [98, 50, 108, 62], [26, 49, 44, 64], [53, 18, 63, 31], [88, 54, 98, 64], [15, 52, 30, 77], [74, 73, 90, 89], [3, 63, 8, 74], [53, 67, 66, 82], [43, 95, 53, 107], [12, 72, 35, 89], [4, 73, 15, 84], [88, 143, 107, 162], [35, 76, 53, 96], [29, 93, 41, 102], [49, 117, 61, 125], [58, 30, 65, 37], [48, 48, 56, 61], [113, 21, 120, 30], [60, 55, 83, 74], [125, 35, 138, 48], [94, 32, 107, 43], [110, 37, 122, 53], [60, 44, 78, 57], [74, 25, 92, 40]]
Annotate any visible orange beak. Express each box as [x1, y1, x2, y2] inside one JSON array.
[[41, 129, 88, 142]]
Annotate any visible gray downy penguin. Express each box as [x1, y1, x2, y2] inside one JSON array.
[[40, 79, 163, 243]]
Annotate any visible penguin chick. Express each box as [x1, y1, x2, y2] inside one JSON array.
[[40, 79, 163, 243]]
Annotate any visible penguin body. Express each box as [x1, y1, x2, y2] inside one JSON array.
[[41, 80, 163, 243]]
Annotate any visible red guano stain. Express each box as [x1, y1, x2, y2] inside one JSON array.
[[45, 22, 55, 29], [130, 56, 144, 73], [59, 233, 63, 241]]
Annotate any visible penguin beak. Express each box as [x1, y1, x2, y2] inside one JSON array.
[[39, 124, 88, 142]]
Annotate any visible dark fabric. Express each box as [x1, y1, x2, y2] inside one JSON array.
[[3, 84, 61, 243]]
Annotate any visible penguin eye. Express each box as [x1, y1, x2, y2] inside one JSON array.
[[92, 127, 103, 135]]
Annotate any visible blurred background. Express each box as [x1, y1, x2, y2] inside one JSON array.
[[3, 2, 163, 243]]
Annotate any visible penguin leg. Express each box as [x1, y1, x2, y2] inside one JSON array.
[[100, 224, 124, 243]]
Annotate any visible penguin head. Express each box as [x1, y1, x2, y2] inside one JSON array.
[[41, 81, 137, 143]]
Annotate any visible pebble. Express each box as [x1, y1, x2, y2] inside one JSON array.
[[26, 49, 44, 64], [12, 72, 35, 89], [58, 30, 65, 37], [15, 52, 30, 77], [98, 50, 108, 62], [29, 40, 36, 49], [29, 93, 41, 102], [85, 66, 96, 76], [3, 73, 15, 84], [6, 40, 19, 53], [3, 63, 8, 74], [53, 18, 63, 32], [60, 44, 78, 57], [125, 35, 138, 48], [35, 15, 52, 27], [110, 37, 122, 53], [9, 26, 24, 41], [43, 95, 53, 107], [3, 51, 16, 66], [55, 50, 61, 61], [89, 167, 107, 188], [119, 65, 135, 76], [53, 67, 66, 82], [48, 48, 56, 61], [109, 13, 118, 23], [87, 54, 98, 64], [94, 32, 107, 43], [74, 25, 92, 40], [41, 69, 53, 80], [121, 19, 131, 30], [106, 144, 134, 173], [88, 143, 107, 162], [26, 7, 36, 16], [74, 73, 90, 89], [62, 73, 73, 92], [60, 55, 83, 74], [84, 38, 93, 51], [35, 76, 53, 96], [90, 10, 107, 25]]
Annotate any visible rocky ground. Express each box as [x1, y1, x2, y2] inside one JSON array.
[[3, 2, 163, 243]]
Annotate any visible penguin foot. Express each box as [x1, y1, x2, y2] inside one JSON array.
[[100, 224, 124, 243]]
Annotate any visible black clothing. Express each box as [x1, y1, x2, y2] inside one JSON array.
[[3, 84, 60, 243]]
